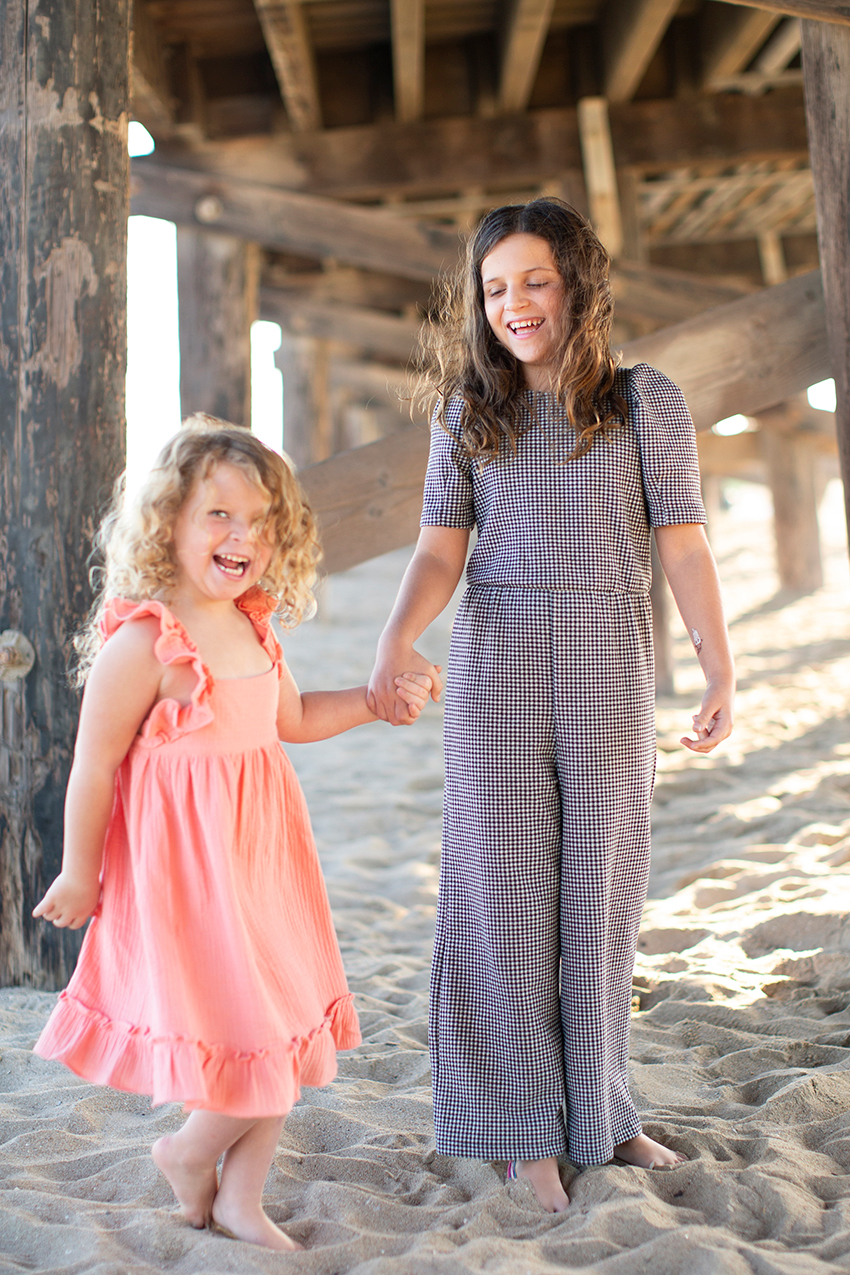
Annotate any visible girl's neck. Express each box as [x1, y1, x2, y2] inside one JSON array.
[[522, 366, 558, 393], [168, 587, 240, 627], [166, 590, 271, 679]]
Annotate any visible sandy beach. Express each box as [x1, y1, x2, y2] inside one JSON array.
[[3, 477, 850, 1274]]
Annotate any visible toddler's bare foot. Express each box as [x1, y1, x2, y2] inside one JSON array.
[[211, 1189, 303, 1252], [614, 1134, 686, 1169], [152, 1135, 218, 1228], [509, 1157, 570, 1212]]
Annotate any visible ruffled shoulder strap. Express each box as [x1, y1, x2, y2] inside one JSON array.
[[99, 598, 214, 746], [235, 586, 283, 677]]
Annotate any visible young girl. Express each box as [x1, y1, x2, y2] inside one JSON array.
[[33, 418, 432, 1251], [368, 199, 734, 1213]]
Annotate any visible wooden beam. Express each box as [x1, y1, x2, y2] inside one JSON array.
[[802, 19, 850, 545], [651, 235, 818, 283], [253, 0, 322, 132], [696, 429, 763, 481], [714, 0, 850, 25], [177, 231, 259, 423], [262, 261, 431, 313], [130, 0, 174, 136], [141, 90, 810, 201], [168, 43, 208, 142], [701, 3, 780, 86], [578, 97, 623, 257], [753, 17, 802, 72], [622, 269, 828, 430], [612, 260, 752, 326], [603, 0, 681, 103], [391, 0, 425, 124], [301, 272, 830, 573], [696, 404, 836, 472], [757, 230, 788, 285], [328, 358, 416, 405], [0, 0, 129, 986], [260, 292, 421, 362], [299, 427, 431, 573], [130, 162, 461, 280], [499, 0, 556, 114]]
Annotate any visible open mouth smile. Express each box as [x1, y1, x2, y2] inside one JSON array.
[[507, 318, 544, 334], [214, 554, 250, 578]]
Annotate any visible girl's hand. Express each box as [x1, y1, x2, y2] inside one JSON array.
[[394, 670, 439, 721], [33, 872, 101, 929], [368, 643, 442, 725], [680, 681, 734, 753]]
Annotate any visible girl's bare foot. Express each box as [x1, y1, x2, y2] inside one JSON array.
[[152, 1135, 218, 1228], [211, 1189, 303, 1251], [614, 1133, 686, 1169], [510, 1157, 570, 1212]]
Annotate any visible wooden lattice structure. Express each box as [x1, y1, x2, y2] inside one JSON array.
[[1, 0, 849, 984]]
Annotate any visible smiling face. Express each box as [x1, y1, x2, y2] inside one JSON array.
[[481, 232, 567, 391], [172, 461, 274, 605]]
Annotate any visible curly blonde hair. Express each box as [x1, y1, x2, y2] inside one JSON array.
[[418, 197, 626, 463], [74, 416, 321, 683]]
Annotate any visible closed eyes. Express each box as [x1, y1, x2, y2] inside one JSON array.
[[485, 279, 552, 297]]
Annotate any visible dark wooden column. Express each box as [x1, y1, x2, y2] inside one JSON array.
[[0, 0, 129, 986], [802, 21, 850, 546], [177, 230, 259, 426]]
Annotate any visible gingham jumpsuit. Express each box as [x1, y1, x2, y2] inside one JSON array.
[[422, 363, 706, 1166]]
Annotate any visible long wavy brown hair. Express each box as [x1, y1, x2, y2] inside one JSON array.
[[418, 197, 626, 462], [74, 416, 321, 683]]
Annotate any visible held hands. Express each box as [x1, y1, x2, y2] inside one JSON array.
[[32, 871, 101, 930], [394, 670, 438, 721], [680, 679, 734, 753], [370, 641, 443, 726]]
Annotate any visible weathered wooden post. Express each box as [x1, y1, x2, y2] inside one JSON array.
[[177, 230, 259, 426], [0, 0, 130, 986], [275, 335, 333, 467], [758, 400, 823, 592], [802, 21, 850, 546]]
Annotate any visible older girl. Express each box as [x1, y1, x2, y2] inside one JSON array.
[[368, 199, 734, 1211]]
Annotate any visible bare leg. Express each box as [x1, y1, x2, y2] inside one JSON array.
[[614, 1133, 686, 1169], [153, 1111, 252, 1228], [212, 1116, 302, 1252], [511, 1157, 570, 1212]]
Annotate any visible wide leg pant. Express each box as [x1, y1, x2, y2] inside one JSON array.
[[430, 585, 655, 1165]]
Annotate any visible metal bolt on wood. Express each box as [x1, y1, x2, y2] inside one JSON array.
[[0, 633, 36, 684]]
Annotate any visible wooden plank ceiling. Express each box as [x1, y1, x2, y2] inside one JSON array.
[[132, 0, 826, 299], [127, 0, 850, 569]]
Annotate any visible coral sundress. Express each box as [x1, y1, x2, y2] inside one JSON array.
[[35, 588, 360, 1117]]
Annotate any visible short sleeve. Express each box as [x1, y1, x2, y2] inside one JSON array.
[[627, 364, 706, 527], [420, 398, 476, 529]]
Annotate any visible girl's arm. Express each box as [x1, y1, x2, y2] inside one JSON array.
[[654, 523, 735, 753], [276, 666, 433, 743], [33, 619, 164, 929], [368, 525, 471, 725]]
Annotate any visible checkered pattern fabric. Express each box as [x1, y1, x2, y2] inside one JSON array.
[[422, 364, 705, 1165]]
